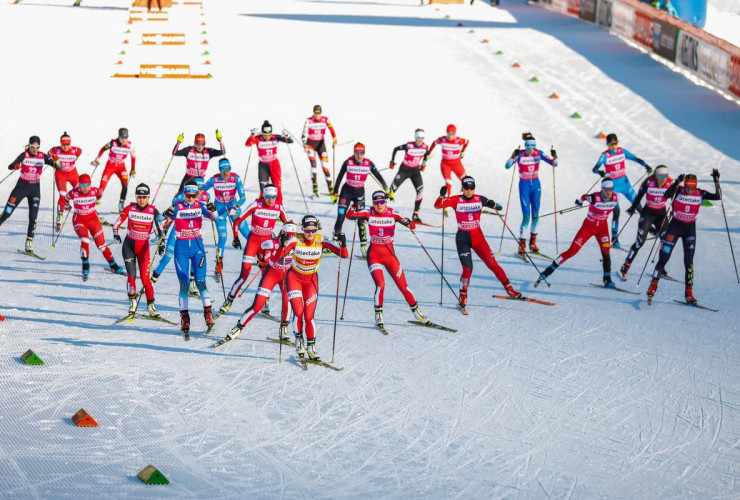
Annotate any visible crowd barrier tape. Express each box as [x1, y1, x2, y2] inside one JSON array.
[[535, 0, 740, 100], [142, 33, 186, 45], [113, 64, 211, 79]]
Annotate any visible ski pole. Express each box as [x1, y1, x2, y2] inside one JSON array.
[[243, 145, 253, 182], [716, 178, 739, 283], [410, 227, 459, 302], [51, 209, 71, 248], [636, 191, 677, 285], [492, 208, 550, 286], [340, 218, 358, 320], [552, 162, 559, 254], [440, 209, 445, 305], [0, 169, 18, 186], [51, 168, 56, 241], [151, 153, 175, 204], [237, 267, 262, 298], [285, 142, 310, 213], [614, 212, 635, 241], [279, 262, 289, 364], [536, 204, 586, 218], [497, 166, 516, 255], [332, 143, 336, 186], [208, 214, 228, 302], [331, 239, 345, 364]]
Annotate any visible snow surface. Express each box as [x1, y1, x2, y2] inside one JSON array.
[[1, 0, 739, 497], [705, 0, 740, 46]]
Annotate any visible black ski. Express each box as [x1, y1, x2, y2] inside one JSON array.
[[133, 314, 178, 326], [303, 358, 344, 371], [114, 313, 135, 324], [259, 311, 281, 323], [589, 283, 640, 295], [406, 320, 458, 332], [267, 336, 294, 346], [491, 295, 555, 306], [528, 251, 555, 261], [375, 324, 389, 336], [17, 249, 46, 260], [672, 299, 718, 312]]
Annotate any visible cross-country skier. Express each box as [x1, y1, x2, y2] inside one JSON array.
[[202, 158, 250, 278], [219, 184, 288, 314], [346, 191, 429, 330], [113, 183, 164, 317], [172, 130, 225, 193], [245, 121, 292, 196], [331, 142, 388, 257], [388, 128, 428, 223], [434, 176, 522, 312], [620, 165, 673, 280], [92, 127, 136, 213], [505, 132, 558, 255], [288, 215, 348, 360], [67, 173, 124, 279], [0, 135, 61, 253], [48, 131, 82, 231], [162, 181, 218, 335], [221, 222, 298, 344], [426, 124, 469, 198], [647, 170, 722, 304], [302, 104, 337, 197], [592, 133, 651, 248], [535, 178, 619, 288]]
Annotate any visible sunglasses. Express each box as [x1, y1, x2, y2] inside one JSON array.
[[355, 151, 365, 155], [303, 228, 317, 234], [136, 195, 149, 198], [657, 174, 668, 178], [195, 142, 205, 146], [80, 183, 91, 188], [462, 186, 475, 190], [373, 200, 387, 205], [184, 192, 198, 198]]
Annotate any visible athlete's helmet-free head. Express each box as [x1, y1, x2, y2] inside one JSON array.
[[29, 135, 40, 146], [60, 131, 71, 145], [461, 176, 476, 190], [601, 179, 614, 190], [313, 104, 322, 114], [194, 133, 206, 145], [372, 190, 388, 204], [261, 120, 272, 134], [183, 181, 199, 196], [135, 183, 150, 197], [281, 222, 298, 237], [79, 173, 92, 185], [302, 214, 319, 231], [414, 129, 425, 141], [446, 124, 457, 135], [606, 133, 618, 146], [655, 165, 668, 177], [684, 174, 698, 189], [263, 184, 279, 199], [218, 158, 231, 173], [354, 143, 365, 156], [118, 128, 129, 140]]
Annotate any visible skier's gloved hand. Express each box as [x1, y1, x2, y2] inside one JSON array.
[[627, 207, 636, 216], [575, 194, 588, 207], [389, 161, 395, 170], [439, 186, 447, 197], [331, 192, 338, 205], [279, 231, 291, 246], [485, 199, 502, 211], [12, 163, 20, 170], [711, 168, 720, 181], [177, 132, 184, 142], [206, 202, 217, 212], [333, 137, 338, 146], [157, 241, 165, 255], [550, 147, 557, 159], [645, 165, 653, 174], [598, 170, 606, 178], [460, 151, 465, 159], [113, 233, 122, 244], [338, 233, 347, 248], [91, 159, 100, 167], [250, 128, 258, 136], [303, 144, 310, 154], [400, 217, 416, 230], [163, 207, 174, 219], [676, 174, 686, 184], [232, 236, 241, 249], [423, 154, 430, 163], [352, 201, 362, 212], [511, 146, 521, 159], [387, 190, 395, 201], [129, 169, 136, 178], [420, 163, 426, 172], [215, 129, 222, 140]]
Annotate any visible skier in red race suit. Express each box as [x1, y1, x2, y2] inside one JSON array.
[[535, 178, 619, 288], [346, 190, 429, 329], [426, 124, 469, 198], [66, 173, 124, 279], [219, 184, 288, 314], [245, 121, 293, 196], [301, 104, 337, 197], [48, 131, 82, 231], [434, 176, 522, 311], [388, 128, 428, 223], [221, 222, 299, 344], [92, 127, 136, 213], [647, 170, 722, 304], [113, 183, 164, 317], [172, 130, 225, 193]]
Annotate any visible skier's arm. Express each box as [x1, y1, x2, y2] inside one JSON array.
[[326, 119, 337, 140], [95, 141, 111, 163], [426, 138, 438, 158], [369, 161, 388, 191], [245, 135, 258, 147], [153, 208, 163, 240], [301, 119, 309, 144], [332, 160, 348, 194], [173, 144, 190, 157], [460, 138, 470, 155], [480, 195, 503, 211], [233, 200, 257, 238], [592, 153, 607, 174], [540, 149, 558, 167], [346, 207, 370, 220], [390, 144, 406, 166], [208, 147, 224, 158], [279, 206, 288, 224], [235, 175, 247, 206], [663, 181, 680, 200], [277, 134, 293, 144], [622, 148, 647, 167], [321, 235, 349, 258], [629, 179, 649, 212], [505, 157, 517, 169], [112, 205, 130, 234], [202, 176, 214, 193], [7, 152, 24, 170], [433, 193, 455, 209], [45, 153, 61, 170]]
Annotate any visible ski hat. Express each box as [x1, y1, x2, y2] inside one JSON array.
[[79, 173, 91, 185], [601, 179, 614, 190], [281, 222, 298, 235], [684, 174, 698, 188], [302, 214, 319, 230], [194, 133, 206, 144], [606, 133, 618, 145], [195, 177, 205, 189], [414, 129, 425, 141], [135, 183, 150, 197], [313, 104, 322, 113], [218, 158, 231, 172], [461, 176, 476, 189], [29, 135, 41, 146], [118, 127, 129, 140], [60, 132, 71, 145], [372, 190, 388, 204], [263, 184, 278, 199], [655, 165, 668, 177], [261, 120, 272, 134], [446, 124, 457, 135], [354, 142, 365, 154], [183, 182, 199, 195]]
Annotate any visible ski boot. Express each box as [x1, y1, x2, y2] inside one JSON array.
[[214, 258, 223, 282], [611, 238, 621, 249], [147, 300, 160, 318], [128, 296, 138, 314], [684, 285, 697, 304], [360, 243, 368, 258], [225, 324, 242, 341], [529, 233, 539, 253], [295, 334, 307, 358], [82, 259, 90, 281], [647, 278, 659, 300], [262, 297, 271, 315], [603, 273, 616, 289], [25, 238, 33, 253], [219, 295, 234, 316], [517, 238, 526, 256], [204, 305, 215, 328], [312, 180, 319, 198], [619, 261, 631, 281], [458, 291, 468, 313], [151, 271, 160, 284], [279, 321, 290, 342], [180, 310, 191, 333], [307, 339, 320, 361], [503, 280, 523, 299], [411, 303, 428, 323], [534, 263, 556, 288], [118, 199, 125, 213], [412, 212, 422, 224], [374, 306, 385, 328], [109, 261, 125, 275]]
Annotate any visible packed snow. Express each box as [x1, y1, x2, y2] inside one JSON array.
[[0, 0, 739, 497]]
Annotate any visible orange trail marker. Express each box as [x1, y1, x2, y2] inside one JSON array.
[[71, 409, 98, 427]]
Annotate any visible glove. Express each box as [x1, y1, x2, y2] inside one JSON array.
[[129, 169, 136, 178], [627, 207, 636, 217], [215, 129, 222, 140], [389, 161, 395, 170], [460, 151, 465, 159], [400, 217, 416, 230], [387, 190, 395, 201], [711, 168, 720, 181], [511, 146, 520, 159], [333, 137, 337, 146], [598, 170, 606, 178], [251, 128, 258, 136], [331, 192, 338, 205], [281, 128, 289, 138], [550, 147, 557, 159], [91, 159, 100, 167], [157, 241, 165, 255], [163, 207, 174, 219], [645, 165, 653, 174], [338, 233, 347, 248], [420, 163, 426, 172], [177, 132, 184, 142], [423, 154, 430, 163], [575, 199, 584, 207], [206, 202, 217, 212], [113, 233, 122, 244], [257, 251, 268, 268], [232, 236, 241, 249], [676, 174, 685, 183], [13, 163, 20, 170], [280, 231, 291, 246], [352, 201, 362, 212], [439, 186, 447, 197], [303, 144, 310, 154]]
